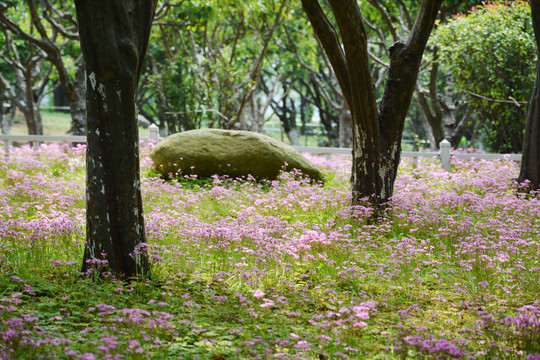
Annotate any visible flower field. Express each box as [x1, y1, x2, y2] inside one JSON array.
[[0, 142, 539, 359]]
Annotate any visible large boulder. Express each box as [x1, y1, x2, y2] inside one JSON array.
[[150, 129, 323, 181]]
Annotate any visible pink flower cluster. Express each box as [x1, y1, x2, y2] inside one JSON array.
[[0, 142, 539, 358]]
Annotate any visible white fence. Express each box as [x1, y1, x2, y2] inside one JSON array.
[[293, 139, 522, 172], [0, 125, 522, 172]]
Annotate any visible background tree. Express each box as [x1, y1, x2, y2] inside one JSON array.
[[414, 0, 482, 150], [415, 52, 473, 149], [518, 0, 540, 190], [284, 0, 479, 150], [0, 14, 53, 135], [137, 0, 288, 135], [432, 2, 535, 153], [260, 16, 324, 146], [302, 0, 442, 206], [337, 0, 481, 151], [0, 80, 14, 134], [137, 1, 203, 136], [75, 0, 157, 279], [283, 21, 348, 147], [0, 0, 87, 135]]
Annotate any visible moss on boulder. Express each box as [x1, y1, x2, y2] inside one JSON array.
[[150, 129, 323, 181]]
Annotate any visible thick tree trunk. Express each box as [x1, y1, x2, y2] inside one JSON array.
[[376, 1, 442, 202], [519, 61, 540, 189], [303, 0, 442, 206], [518, 0, 540, 190], [75, 0, 157, 279]]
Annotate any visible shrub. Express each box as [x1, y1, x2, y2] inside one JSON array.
[[432, 1, 536, 153]]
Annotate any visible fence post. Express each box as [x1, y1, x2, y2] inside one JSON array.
[[149, 124, 159, 143], [440, 139, 451, 172]]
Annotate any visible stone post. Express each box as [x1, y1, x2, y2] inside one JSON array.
[[440, 139, 451, 172]]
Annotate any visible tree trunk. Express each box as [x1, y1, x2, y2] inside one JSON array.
[[302, 0, 442, 206], [240, 95, 266, 133], [21, 109, 39, 136], [416, 62, 472, 150], [287, 128, 300, 146], [376, 2, 442, 202], [75, 0, 157, 279], [67, 63, 87, 135], [338, 105, 352, 148], [518, 0, 540, 190], [0, 86, 9, 135], [1, 108, 14, 135]]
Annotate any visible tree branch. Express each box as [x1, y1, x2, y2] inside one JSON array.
[[378, 0, 443, 137], [467, 91, 528, 106], [301, 0, 351, 105], [396, 0, 413, 29], [327, 0, 378, 136], [367, 0, 399, 41], [41, 0, 80, 41]]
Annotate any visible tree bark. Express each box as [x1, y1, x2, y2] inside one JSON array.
[[0, 90, 8, 135], [376, 0, 443, 202], [66, 63, 87, 135], [416, 59, 472, 150], [302, 0, 442, 205], [338, 105, 352, 148], [518, 0, 540, 190], [75, 0, 157, 279]]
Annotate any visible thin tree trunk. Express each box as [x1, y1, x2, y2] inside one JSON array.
[[287, 128, 300, 146], [338, 105, 352, 148], [416, 66, 472, 150], [67, 63, 87, 135], [519, 60, 540, 189], [518, 0, 540, 190], [75, 0, 157, 279], [22, 109, 40, 135]]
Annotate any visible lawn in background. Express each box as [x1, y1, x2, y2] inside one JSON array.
[[7, 111, 151, 138]]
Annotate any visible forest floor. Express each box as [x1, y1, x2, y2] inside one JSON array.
[[0, 142, 539, 359]]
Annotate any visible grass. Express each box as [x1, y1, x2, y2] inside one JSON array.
[[8, 111, 72, 135], [8, 111, 151, 138], [0, 142, 539, 359]]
